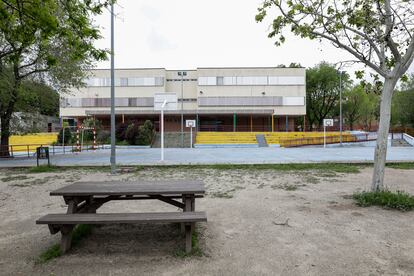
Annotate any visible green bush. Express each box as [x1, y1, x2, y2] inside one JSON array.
[[57, 128, 72, 144], [353, 190, 414, 211], [125, 123, 140, 145], [137, 120, 154, 145], [97, 130, 110, 144], [115, 122, 129, 141]]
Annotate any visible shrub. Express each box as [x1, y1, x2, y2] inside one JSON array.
[[125, 123, 140, 145], [115, 122, 129, 141], [137, 120, 154, 145], [96, 130, 110, 144], [57, 128, 72, 144], [353, 190, 414, 211]]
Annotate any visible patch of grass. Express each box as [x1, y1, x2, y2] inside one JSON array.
[[284, 185, 297, 191], [36, 244, 61, 264], [71, 224, 93, 246], [144, 163, 362, 173], [36, 224, 93, 264], [209, 190, 234, 198], [10, 176, 54, 187], [304, 175, 320, 184], [29, 165, 59, 173], [1, 175, 29, 182], [174, 231, 203, 258], [353, 190, 414, 211], [386, 162, 414, 170]]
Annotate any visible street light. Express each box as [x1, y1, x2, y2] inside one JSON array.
[[338, 70, 345, 146], [178, 71, 187, 147], [110, 2, 116, 174]]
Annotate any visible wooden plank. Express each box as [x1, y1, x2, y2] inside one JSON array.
[[50, 180, 205, 196], [36, 212, 207, 224]]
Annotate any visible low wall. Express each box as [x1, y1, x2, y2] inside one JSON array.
[[403, 133, 414, 146], [194, 144, 259, 148]]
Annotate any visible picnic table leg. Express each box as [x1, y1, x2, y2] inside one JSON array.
[[60, 198, 78, 253], [61, 225, 75, 253], [184, 195, 193, 253]]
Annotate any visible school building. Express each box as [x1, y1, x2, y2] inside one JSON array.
[[60, 67, 306, 132]]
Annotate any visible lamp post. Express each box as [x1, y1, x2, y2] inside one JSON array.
[[178, 71, 187, 147], [339, 70, 344, 146], [110, 2, 116, 174]]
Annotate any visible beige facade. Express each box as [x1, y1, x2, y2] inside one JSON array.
[[61, 67, 306, 131]]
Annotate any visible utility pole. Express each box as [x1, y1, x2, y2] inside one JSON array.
[[178, 71, 187, 147], [339, 70, 343, 146], [110, 2, 116, 174]]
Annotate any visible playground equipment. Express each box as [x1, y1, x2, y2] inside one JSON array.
[[74, 126, 97, 152]]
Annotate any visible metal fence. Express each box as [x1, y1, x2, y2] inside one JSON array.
[[279, 133, 374, 148], [0, 143, 105, 158]]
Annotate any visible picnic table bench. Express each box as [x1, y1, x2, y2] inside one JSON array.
[[36, 180, 207, 253]]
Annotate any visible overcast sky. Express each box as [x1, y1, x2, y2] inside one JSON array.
[[93, 0, 413, 77]]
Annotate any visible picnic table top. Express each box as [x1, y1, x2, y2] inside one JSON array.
[[50, 180, 205, 196]]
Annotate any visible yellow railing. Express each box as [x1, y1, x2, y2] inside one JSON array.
[[9, 133, 58, 152]]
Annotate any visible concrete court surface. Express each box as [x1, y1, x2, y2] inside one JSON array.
[[0, 147, 414, 167]]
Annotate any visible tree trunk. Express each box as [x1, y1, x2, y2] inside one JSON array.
[[0, 114, 11, 157], [371, 78, 397, 191]]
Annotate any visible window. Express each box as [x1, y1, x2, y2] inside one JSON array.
[[269, 76, 305, 85], [198, 77, 217, 85]]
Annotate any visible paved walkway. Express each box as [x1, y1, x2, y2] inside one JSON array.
[[1, 147, 414, 167]]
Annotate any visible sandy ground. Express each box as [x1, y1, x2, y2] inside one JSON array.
[[0, 166, 413, 276]]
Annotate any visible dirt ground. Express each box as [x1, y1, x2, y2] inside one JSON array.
[[0, 165, 413, 276]]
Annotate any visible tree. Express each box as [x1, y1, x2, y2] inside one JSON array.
[[306, 62, 350, 129], [360, 91, 380, 131], [391, 89, 414, 127], [257, 0, 414, 191], [15, 80, 59, 117], [342, 85, 369, 130], [0, 0, 112, 157]]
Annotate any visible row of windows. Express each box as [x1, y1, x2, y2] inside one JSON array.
[[62, 97, 198, 107], [62, 96, 304, 108], [86, 76, 304, 87], [86, 77, 164, 87], [198, 76, 305, 86]]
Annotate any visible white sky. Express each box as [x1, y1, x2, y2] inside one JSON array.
[[93, 0, 413, 77]]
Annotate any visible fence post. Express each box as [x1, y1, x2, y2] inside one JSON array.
[[27, 145, 30, 157]]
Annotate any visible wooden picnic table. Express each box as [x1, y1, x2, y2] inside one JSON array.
[[37, 180, 207, 253]]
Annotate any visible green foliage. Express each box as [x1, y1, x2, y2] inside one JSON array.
[[386, 163, 414, 170], [81, 118, 102, 141], [391, 89, 414, 128], [125, 124, 140, 145], [29, 165, 58, 173], [15, 81, 59, 116], [174, 231, 203, 258], [115, 122, 129, 142], [36, 224, 93, 264], [97, 130, 110, 144], [0, 0, 113, 155], [36, 244, 61, 264], [151, 163, 362, 173], [122, 121, 154, 145], [342, 85, 379, 130], [353, 190, 414, 211], [306, 62, 351, 129], [256, 0, 413, 79], [137, 120, 154, 145], [58, 128, 73, 144]]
